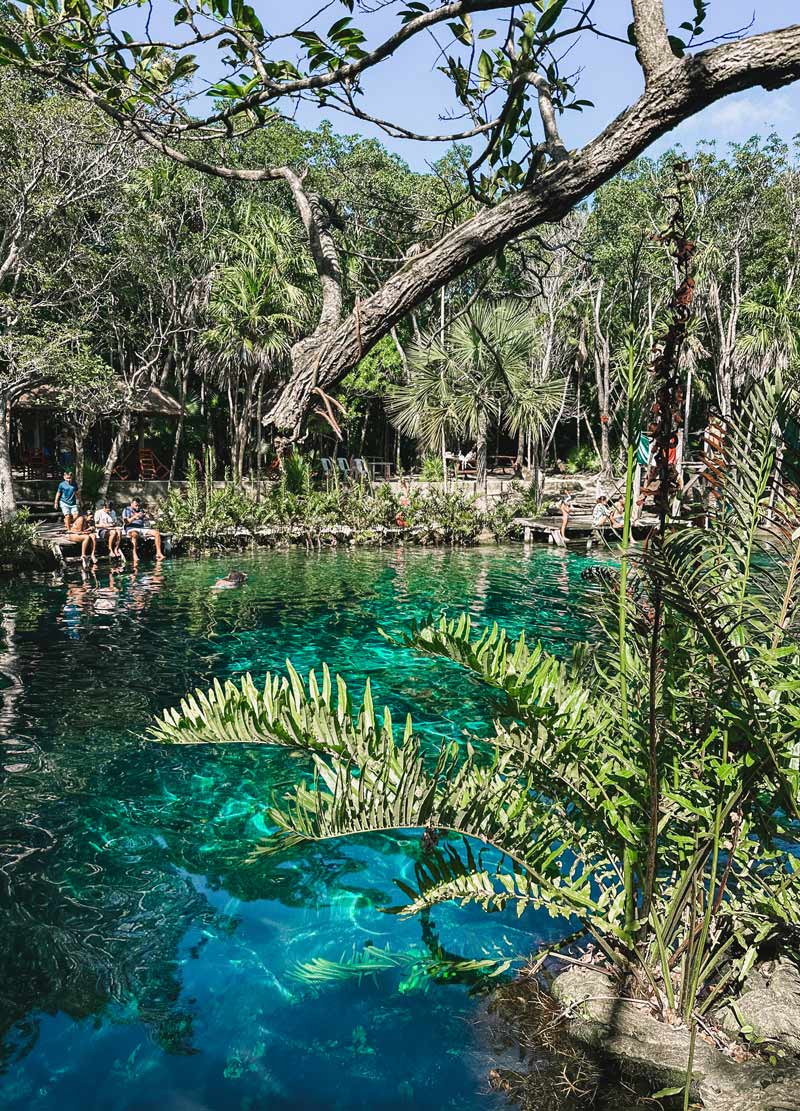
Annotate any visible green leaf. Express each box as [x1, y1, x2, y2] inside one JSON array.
[[668, 35, 686, 57], [0, 35, 26, 62], [328, 17, 353, 38], [537, 0, 568, 34], [477, 49, 493, 89]]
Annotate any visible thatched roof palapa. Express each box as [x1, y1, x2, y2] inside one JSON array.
[[15, 382, 182, 418]]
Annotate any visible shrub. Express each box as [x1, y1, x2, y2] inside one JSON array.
[[564, 444, 601, 474], [419, 453, 443, 481], [406, 488, 481, 544], [282, 453, 312, 496], [80, 460, 104, 507], [0, 509, 48, 572], [484, 496, 519, 542]]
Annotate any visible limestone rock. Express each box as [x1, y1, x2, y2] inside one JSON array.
[[549, 965, 800, 1111], [718, 959, 800, 1056]]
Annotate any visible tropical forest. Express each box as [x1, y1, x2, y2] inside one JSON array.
[[1, 3, 799, 1110]]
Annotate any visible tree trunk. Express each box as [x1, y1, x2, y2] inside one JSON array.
[[255, 378, 263, 502], [264, 31, 800, 437], [169, 366, 189, 489], [357, 400, 370, 456], [683, 360, 693, 448], [73, 431, 85, 495], [99, 409, 132, 503], [476, 414, 488, 493], [0, 397, 16, 518], [599, 419, 611, 478]]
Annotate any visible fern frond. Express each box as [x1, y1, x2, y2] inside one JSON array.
[[148, 665, 408, 764], [287, 944, 413, 986], [393, 615, 609, 747]]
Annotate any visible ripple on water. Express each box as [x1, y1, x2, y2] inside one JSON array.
[[0, 545, 613, 1110]]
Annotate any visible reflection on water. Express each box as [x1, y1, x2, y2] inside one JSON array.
[[0, 546, 609, 1111]]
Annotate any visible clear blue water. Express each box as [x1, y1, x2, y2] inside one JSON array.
[[0, 545, 608, 1111]]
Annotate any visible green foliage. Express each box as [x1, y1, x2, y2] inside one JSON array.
[[150, 374, 800, 1034], [155, 461, 485, 547], [405, 488, 482, 545], [419, 453, 443, 481], [564, 445, 601, 474], [0, 508, 40, 569], [80, 460, 104, 507], [388, 301, 566, 474], [483, 495, 519, 542], [280, 453, 312, 497]]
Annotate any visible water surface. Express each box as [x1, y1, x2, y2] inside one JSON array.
[[0, 545, 606, 1111]]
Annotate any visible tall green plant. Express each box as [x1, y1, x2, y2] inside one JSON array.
[[149, 374, 800, 1077]]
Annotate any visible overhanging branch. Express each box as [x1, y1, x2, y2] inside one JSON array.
[[631, 0, 673, 83], [265, 22, 800, 431]]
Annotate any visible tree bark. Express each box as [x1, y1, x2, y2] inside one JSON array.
[[168, 366, 188, 489], [476, 413, 488, 492], [0, 397, 16, 518], [73, 430, 85, 496], [263, 26, 800, 435], [631, 0, 673, 83], [99, 408, 132, 503]]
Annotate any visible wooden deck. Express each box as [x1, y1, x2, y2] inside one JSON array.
[[514, 515, 658, 545], [38, 523, 167, 562]]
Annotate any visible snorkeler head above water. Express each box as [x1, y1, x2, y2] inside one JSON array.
[[211, 571, 248, 590]]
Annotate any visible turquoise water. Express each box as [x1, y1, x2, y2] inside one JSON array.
[[0, 546, 608, 1111]]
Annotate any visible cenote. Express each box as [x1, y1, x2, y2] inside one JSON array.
[[0, 545, 611, 1111]]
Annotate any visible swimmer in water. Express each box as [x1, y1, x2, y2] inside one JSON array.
[[211, 570, 248, 590]]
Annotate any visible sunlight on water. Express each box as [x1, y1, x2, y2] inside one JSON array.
[[0, 545, 610, 1111]]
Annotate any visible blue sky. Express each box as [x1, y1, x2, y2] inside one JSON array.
[[145, 2, 800, 168], [285, 0, 800, 167]]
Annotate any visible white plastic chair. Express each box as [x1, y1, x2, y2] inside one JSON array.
[[350, 457, 370, 484]]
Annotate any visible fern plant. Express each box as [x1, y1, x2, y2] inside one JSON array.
[[148, 375, 800, 1039]]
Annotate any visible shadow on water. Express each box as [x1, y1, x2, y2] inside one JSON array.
[[0, 546, 632, 1111]]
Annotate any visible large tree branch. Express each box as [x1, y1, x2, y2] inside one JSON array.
[[265, 23, 800, 432], [279, 167, 342, 333], [631, 0, 673, 83]]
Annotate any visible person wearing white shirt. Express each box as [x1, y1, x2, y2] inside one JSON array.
[[95, 501, 124, 561]]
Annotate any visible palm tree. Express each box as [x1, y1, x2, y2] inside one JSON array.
[[204, 204, 317, 480], [387, 301, 566, 490], [738, 279, 800, 381]]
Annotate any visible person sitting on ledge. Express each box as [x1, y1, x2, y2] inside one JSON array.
[[67, 507, 97, 568], [122, 497, 164, 564], [592, 496, 612, 529], [95, 501, 124, 562]]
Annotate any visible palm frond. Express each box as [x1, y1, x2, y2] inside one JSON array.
[[149, 665, 409, 765], [287, 944, 413, 986]]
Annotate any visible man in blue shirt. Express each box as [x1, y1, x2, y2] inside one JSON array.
[[122, 497, 164, 564], [53, 471, 80, 531]]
